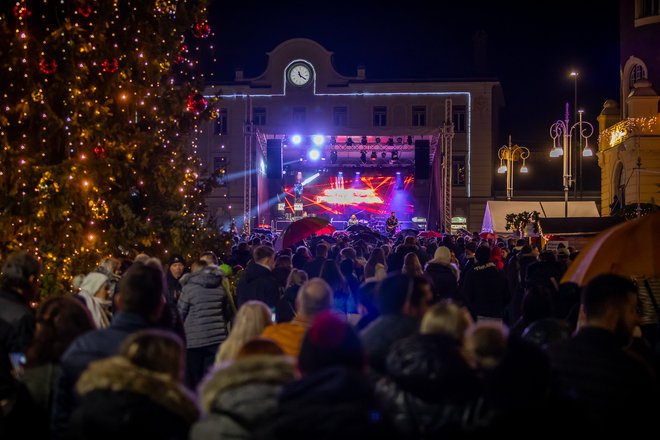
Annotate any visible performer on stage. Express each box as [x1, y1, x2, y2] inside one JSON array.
[[347, 214, 359, 226], [386, 211, 399, 237]]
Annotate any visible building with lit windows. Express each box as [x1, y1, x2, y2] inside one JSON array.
[[199, 39, 503, 232], [598, 0, 660, 215]]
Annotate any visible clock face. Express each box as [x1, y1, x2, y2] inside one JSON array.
[[288, 63, 311, 86]]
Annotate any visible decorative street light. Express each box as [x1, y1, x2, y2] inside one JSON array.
[[548, 103, 594, 217], [497, 135, 530, 200]]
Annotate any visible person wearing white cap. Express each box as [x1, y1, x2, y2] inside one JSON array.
[[76, 272, 112, 329]]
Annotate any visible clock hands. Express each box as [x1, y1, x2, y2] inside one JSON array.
[[297, 71, 307, 80]]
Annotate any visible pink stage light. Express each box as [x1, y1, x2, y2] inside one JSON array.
[[316, 188, 384, 205]]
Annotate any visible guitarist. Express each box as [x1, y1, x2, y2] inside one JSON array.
[[385, 211, 399, 237]]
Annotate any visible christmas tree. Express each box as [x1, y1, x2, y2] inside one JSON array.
[[0, 0, 225, 294]]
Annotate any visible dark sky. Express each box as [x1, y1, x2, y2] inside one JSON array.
[[207, 1, 621, 191]]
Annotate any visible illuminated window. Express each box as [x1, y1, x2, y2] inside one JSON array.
[[452, 156, 465, 187], [629, 64, 647, 88]]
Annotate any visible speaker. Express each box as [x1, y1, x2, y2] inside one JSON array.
[[414, 139, 430, 179], [266, 139, 282, 179]]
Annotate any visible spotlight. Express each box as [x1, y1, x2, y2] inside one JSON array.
[[308, 149, 321, 161], [292, 134, 302, 145], [375, 137, 381, 144], [406, 135, 413, 145], [330, 150, 338, 164], [361, 136, 368, 145], [360, 151, 367, 163], [346, 137, 353, 146], [312, 134, 324, 146], [391, 150, 399, 161], [371, 151, 377, 161], [387, 137, 394, 146]]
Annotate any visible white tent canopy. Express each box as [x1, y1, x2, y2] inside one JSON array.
[[481, 201, 600, 234]]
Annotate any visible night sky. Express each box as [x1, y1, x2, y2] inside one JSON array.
[[206, 1, 621, 192]]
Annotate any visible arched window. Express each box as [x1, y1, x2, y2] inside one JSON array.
[[613, 162, 626, 206], [629, 64, 647, 89]]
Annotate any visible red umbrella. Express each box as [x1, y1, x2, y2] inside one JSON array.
[[418, 230, 442, 238], [278, 217, 336, 250], [479, 231, 498, 240]]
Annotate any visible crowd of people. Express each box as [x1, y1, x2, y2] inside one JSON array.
[[0, 229, 658, 438]]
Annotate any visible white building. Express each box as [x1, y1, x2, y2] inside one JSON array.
[[198, 39, 503, 232]]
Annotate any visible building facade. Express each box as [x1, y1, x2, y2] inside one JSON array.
[[199, 39, 503, 232], [598, 0, 660, 214]]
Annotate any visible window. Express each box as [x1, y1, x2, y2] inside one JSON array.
[[213, 156, 227, 187], [333, 106, 347, 127], [373, 106, 387, 127], [253, 107, 266, 126], [214, 109, 228, 135], [637, 0, 660, 18], [452, 156, 465, 187], [452, 105, 466, 133], [412, 105, 426, 127], [629, 64, 647, 88], [292, 107, 306, 124]]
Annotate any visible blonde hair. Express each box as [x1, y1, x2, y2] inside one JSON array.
[[119, 329, 184, 381], [215, 301, 272, 364], [402, 252, 423, 277], [464, 321, 508, 370], [420, 301, 471, 342], [286, 269, 308, 290]]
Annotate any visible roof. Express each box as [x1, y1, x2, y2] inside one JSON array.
[[538, 217, 626, 235]]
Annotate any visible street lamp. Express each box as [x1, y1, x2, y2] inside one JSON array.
[[497, 135, 530, 200], [548, 103, 594, 217]]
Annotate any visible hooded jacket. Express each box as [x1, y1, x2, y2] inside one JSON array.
[[69, 356, 198, 440], [236, 262, 280, 308], [178, 267, 229, 349], [190, 355, 296, 440]]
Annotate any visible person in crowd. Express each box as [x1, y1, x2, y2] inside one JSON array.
[[262, 278, 332, 357], [526, 250, 565, 291], [232, 242, 252, 269], [262, 312, 388, 439], [339, 247, 363, 279], [360, 274, 429, 377], [0, 251, 40, 352], [304, 243, 330, 279], [364, 247, 387, 281], [191, 338, 296, 440], [490, 245, 504, 271], [4, 297, 95, 438], [178, 254, 230, 389], [272, 255, 293, 291], [276, 270, 308, 324], [291, 246, 312, 270], [460, 241, 477, 274], [166, 254, 186, 305], [339, 258, 360, 296], [69, 329, 198, 440], [547, 274, 658, 434], [320, 260, 355, 317], [509, 283, 556, 337], [52, 259, 166, 438], [236, 245, 280, 309], [402, 252, 424, 277], [424, 246, 462, 304], [461, 246, 509, 322], [376, 301, 481, 437], [76, 272, 112, 329], [609, 194, 621, 215], [215, 301, 272, 365], [354, 280, 380, 331]]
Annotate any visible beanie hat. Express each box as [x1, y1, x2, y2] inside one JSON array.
[[168, 254, 186, 266], [79, 272, 109, 297], [298, 311, 364, 375], [475, 246, 492, 264], [433, 246, 452, 265]]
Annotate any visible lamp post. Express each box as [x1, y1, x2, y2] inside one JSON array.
[[548, 103, 594, 217], [570, 71, 579, 199], [497, 135, 530, 201]]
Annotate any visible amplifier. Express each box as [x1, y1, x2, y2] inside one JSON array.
[[275, 220, 292, 232]]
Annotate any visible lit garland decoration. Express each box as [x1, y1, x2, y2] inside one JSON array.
[[599, 116, 660, 150], [0, 0, 227, 296]]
